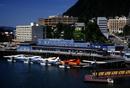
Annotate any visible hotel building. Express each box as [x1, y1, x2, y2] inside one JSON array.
[[97, 17, 109, 39], [16, 23, 45, 42], [38, 15, 78, 27], [108, 16, 127, 33]]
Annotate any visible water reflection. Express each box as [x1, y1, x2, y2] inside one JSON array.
[[0, 60, 130, 88]]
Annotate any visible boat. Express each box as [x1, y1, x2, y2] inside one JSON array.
[[59, 59, 80, 68], [123, 52, 130, 62], [61, 59, 80, 65], [84, 58, 127, 84], [4, 54, 28, 63], [46, 57, 60, 65], [13, 54, 28, 63], [82, 60, 107, 64], [4, 55, 14, 62], [84, 74, 114, 83], [27, 56, 44, 64]]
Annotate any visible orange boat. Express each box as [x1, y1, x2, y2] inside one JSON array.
[[60, 59, 80, 66]]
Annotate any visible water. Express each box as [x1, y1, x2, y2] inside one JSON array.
[[0, 60, 130, 88]]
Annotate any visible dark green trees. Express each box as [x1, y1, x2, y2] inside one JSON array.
[[123, 25, 130, 36], [85, 21, 107, 42], [45, 22, 107, 43], [46, 23, 74, 39]]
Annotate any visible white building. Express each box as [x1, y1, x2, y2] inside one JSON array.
[[97, 17, 109, 39], [108, 16, 127, 33], [74, 22, 85, 31], [16, 23, 44, 42]]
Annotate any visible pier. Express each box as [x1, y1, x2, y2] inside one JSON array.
[[0, 49, 122, 60]]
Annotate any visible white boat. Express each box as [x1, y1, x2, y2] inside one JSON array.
[[13, 54, 28, 62], [4, 54, 28, 63], [46, 57, 60, 64], [123, 53, 130, 62], [40, 57, 60, 66], [4, 55, 13, 58], [27, 56, 44, 64], [4, 55, 14, 62], [82, 60, 107, 64]]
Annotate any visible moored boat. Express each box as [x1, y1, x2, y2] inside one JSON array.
[[13, 54, 28, 63], [41, 57, 59, 65], [27, 56, 44, 64], [4, 54, 28, 63]]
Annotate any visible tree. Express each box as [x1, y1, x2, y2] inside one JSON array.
[[54, 23, 64, 38], [63, 25, 74, 39], [53, 23, 75, 39], [123, 25, 130, 36], [85, 21, 107, 42], [46, 26, 53, 38], [73, 30, 84, 40]]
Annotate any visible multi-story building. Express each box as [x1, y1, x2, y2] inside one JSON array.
[[97, 17, 109, 39], [74, 22, 85, 31], [16, 23, 45, 42], [108, 16, 127, 33], [38, 15, 78, 27]]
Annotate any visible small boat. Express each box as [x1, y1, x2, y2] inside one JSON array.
[[84, 75, 114, 83], [123, 52, 130, 62], [82, 60, 106, 64], [60, 59, 80, 65], [13, 54, 28, 63], [47, 57, 60, 65], [4, 55, 14, 62], [28, 56, 44, 64], [4, 54, 28, 63], [59, 59, 80, 68]]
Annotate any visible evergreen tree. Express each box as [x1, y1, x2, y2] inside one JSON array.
[[46, 26, 53, 38], [123, 25, 130, 36], [85, 21, 107, 42], [54, 23, 64, 38], [63, 24, 74, 39]]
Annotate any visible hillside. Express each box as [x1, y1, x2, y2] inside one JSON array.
[[0, 26, 15, 32], [64, 0, 130, 22], [0, 26, 15, 42]]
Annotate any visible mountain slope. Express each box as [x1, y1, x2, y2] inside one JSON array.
[[0, 26, 15, 32], [64, 0, 130, 22]]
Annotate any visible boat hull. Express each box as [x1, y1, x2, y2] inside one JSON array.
[[84, 75, 114, 83]]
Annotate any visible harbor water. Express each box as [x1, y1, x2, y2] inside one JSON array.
[[0, 59, 130, 88]]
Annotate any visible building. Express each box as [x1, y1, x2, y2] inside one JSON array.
[[37, 39, 90, 48], [108, 16, 127, 33], [16, 23, 45, 42], [74, 22, 85, 31], [38, 15, 78, 27], [97, 17, 109, 39]]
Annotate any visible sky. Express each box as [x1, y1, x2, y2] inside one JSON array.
[[0, 0, 77, 27]]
